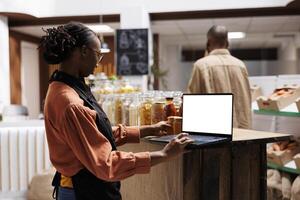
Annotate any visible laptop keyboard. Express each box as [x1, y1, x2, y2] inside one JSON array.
[[186, 134, 227, 144], [149, 134, 228, 145]]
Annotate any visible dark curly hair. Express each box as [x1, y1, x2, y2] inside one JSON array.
[[39, 22, 97, 64]]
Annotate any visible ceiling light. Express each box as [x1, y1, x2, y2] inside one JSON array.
[[228, 32, 246, 39], [87, 25, 114, 33], [100, 42, 111, 53]]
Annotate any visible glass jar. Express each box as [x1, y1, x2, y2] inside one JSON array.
[[164, 92, 176, 120], [129, 94, 140, 126], [122, 94, 132, 126], [113, 80, 123, 94], [168, 116, 182, 134], [173, 91, 183, 116], [120, 80, 134, 94], [102, 80, 114, 94], [101, 94, 114, 124], [114, 94, 124, 125], [139, 93, 153, 125], [151, 92, 165, 124]]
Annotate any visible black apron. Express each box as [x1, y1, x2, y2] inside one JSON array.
[[49, 70, 121, 200]]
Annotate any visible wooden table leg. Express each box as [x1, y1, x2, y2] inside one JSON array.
[[260, 144, 267, 200], [231, 143, 263, 200], [198, 147, 231, 200]]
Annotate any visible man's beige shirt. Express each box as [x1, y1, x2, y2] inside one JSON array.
[[187, 49, 252, 129]]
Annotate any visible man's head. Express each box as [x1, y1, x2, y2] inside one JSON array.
[[206, 25, 229, 53]]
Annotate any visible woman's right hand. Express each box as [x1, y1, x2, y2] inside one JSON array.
[[162, 133, 194, 160], [150, 133, 194, 166]]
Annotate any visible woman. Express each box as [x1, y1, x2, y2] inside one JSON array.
[[40, 22, 193, 200]]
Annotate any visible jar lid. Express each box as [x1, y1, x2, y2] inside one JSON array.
[[168, 116, 182, 122]]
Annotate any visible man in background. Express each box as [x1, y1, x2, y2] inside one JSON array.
[[187, 25, 252, 129]]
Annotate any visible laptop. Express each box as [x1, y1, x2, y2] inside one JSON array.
[[148, 93, 233, 149]]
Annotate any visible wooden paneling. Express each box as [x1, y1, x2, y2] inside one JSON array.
[[9, 30, 40, 44], [153, 34, 159, 90], [231, 144, 262, 200], [9, 34, 21, 104], [183, 150, 201, 200], [39, 51, 50, 111], [9, 30, 41, 108]]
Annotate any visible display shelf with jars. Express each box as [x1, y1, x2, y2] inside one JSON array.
[[96, 90, 183, 129]]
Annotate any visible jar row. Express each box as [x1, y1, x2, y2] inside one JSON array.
[[99, 91, 183, 126]]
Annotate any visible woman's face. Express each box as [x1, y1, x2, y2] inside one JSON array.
[[79, 36, 102, 77]]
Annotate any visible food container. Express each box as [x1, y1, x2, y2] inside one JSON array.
[[151, 92, 165, 124], [294, 153, 300, 169], [129, 94, 140, 126], [168, 116, 182, 135], [122, 95, 132, 126], [296, 98, 300, 112], [114, 95, 124, 125], [257, 85, 300, 111], [250, 85, 263, 102], [267, 142, 300, 166], [139, 93, 153, 125], [164, 97, 177, 120], [101, 94, 114, 124]]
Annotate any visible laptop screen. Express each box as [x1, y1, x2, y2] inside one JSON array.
[[182, 94, 233, 136]]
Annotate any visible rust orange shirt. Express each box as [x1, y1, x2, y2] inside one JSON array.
[[44, 81, 151, 182]]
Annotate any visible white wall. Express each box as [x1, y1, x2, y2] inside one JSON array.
[[0, 16, 10, 108], [0, 0, 293, 17], [0, 0, 55, 17], [21, 42, 40, 119], [159, 35, 194, 91]]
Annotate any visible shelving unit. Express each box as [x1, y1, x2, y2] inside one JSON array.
[[268, 161, 300, 175], [254, 109, 300, 118], [253, 102, 300, 177], [253, 102, 300, 118]]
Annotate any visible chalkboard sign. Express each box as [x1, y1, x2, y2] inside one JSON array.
[[116, 29, 149, 75]]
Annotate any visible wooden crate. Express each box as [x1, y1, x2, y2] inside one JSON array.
[[257, 85, 300, 111], [296, 98, 300, 112], [294, 153, 300, 169], [251, 85, 263, 102], [267, 147, 300, 166]]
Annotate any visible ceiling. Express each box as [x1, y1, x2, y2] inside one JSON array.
[[10, 15, 300, 48]]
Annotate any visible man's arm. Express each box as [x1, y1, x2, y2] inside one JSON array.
[[187, 63, 202, 93]]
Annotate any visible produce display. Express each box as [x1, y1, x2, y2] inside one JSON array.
[[257, 85, 300, 111], [268, 87, 296, 100], [250, 85, 262, 102], [267, 141, 300, 166], [269, 141, 298, 151]]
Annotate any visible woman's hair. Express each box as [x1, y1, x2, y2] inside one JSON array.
[[39, 21, 97, 64]]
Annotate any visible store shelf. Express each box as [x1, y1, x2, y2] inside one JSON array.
[[254, 109, 300, 117], [253, 102, 300, 117], [268, 161, 300, 175], [252, 101, 300, 117]]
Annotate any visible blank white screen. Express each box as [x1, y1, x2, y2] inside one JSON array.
[[182, 94, 233, 135]]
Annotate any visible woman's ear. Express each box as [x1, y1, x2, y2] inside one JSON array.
[[80, 45, 88, 57]]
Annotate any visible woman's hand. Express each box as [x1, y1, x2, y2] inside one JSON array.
[[161, 133, 194, 159], [139, 121, 172, 138], [150, 133, 194, 166]]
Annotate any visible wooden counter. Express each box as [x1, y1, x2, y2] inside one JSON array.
[[119, 129, 291, 200]]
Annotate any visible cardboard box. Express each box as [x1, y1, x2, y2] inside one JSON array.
[[251, 85, 263, 102], [296, 98, 300, 112], [257, 85, 300, 111], [294, 153, 300, 169], [267, 147, 300, 166]]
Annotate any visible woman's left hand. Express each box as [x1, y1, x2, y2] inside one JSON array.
[[140, 121, 172, 138], [151, 121, 172, 136]]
